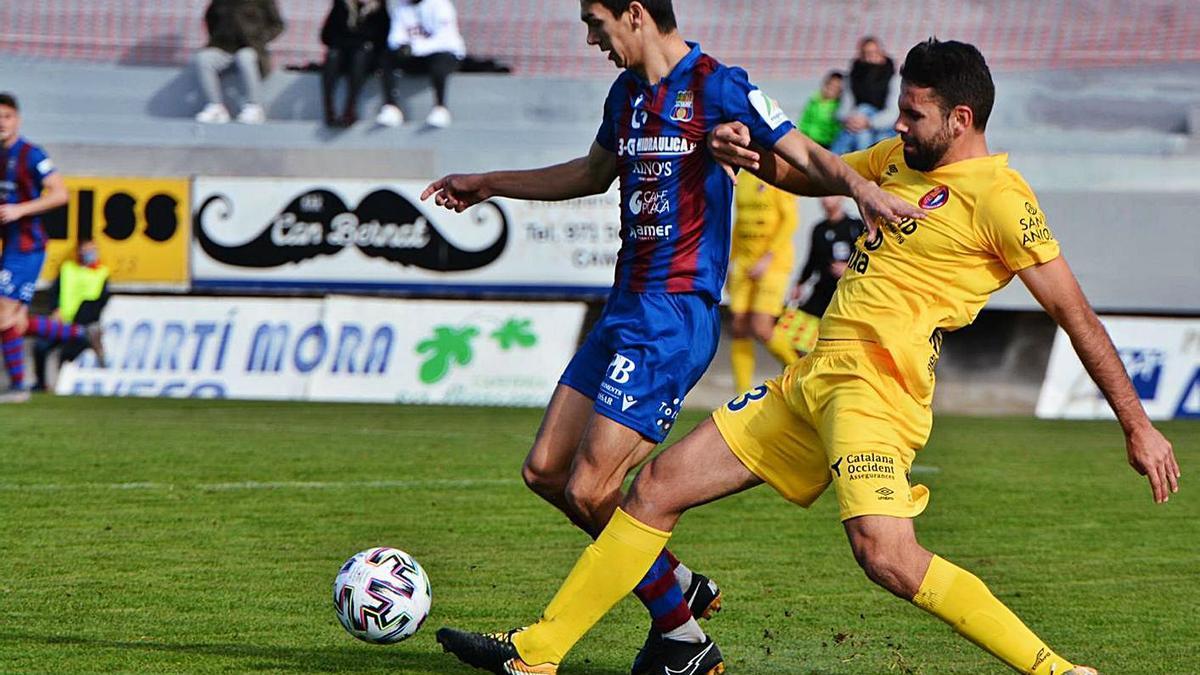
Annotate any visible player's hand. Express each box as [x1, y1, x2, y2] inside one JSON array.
[[707, 121, 759, 182], [0, 203, 25, 224], [748, 253, 773, 280], [420, 174, 491, 212], [829, 261, 848, 279], [1126, 424, 1180, 503], [852, 183, 926, 236]]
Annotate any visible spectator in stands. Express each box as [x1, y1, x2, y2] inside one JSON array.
[[798, 70, 843, 149], [31, 238, 110, 391], [830, 36, 896, 154], [193, 0, 286, 125], [377, 0, 466, 129], [320, 0, 390, 127]]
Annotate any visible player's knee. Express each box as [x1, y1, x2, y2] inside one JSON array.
[[625, 461, 675, 519], [520, 456, 567, 499]]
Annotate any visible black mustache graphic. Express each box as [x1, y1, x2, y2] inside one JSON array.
[[194, 188, 508, 271]]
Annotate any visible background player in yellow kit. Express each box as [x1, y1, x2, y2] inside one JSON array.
[[436, 38, 1180, 675], [727, 173, 799, 392]]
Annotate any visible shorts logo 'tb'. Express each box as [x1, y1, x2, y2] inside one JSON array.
[[607, 353, 637, 384]]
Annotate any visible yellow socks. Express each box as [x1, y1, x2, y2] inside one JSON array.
[[765, 326, 800, 367], [913, 555, 1076, 675], [513, 508, 671, 665], [731, 338, 755, 393]]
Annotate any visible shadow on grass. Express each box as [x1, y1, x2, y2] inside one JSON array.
[[0, 631, 630, 674]]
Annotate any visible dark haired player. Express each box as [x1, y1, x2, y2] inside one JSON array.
[[425, 1, 922, 673], [435, 38, 1179, 675], [0, 92, 68, 403]]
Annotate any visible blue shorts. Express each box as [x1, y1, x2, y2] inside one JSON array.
[[559, 289, 720, 443], [0, 249, 46, 305]]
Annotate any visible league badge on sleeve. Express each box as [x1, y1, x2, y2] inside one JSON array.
[[748, 89, 790, 130], [670, 90, 694, 122]]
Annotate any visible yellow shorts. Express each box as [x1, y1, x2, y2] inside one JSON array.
[[713, 340, 933, 521], [776, 308, 821, 354], [727, 260, 791, 316]]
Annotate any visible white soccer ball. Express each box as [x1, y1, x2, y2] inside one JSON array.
[[333, 547, 432, 644]]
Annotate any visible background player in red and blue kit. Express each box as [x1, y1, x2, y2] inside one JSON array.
[[423, 2, 923, 672], [0, 92, 69, 403]]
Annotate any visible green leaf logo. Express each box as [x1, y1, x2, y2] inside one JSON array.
[[416, 326, 479, 384], [491, 318, 537, 351]]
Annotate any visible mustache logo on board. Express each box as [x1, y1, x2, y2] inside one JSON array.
[[194, 188, 508, 271]]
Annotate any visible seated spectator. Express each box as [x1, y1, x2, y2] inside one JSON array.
[[321, 0, 390, 127], [193, 0, 286, 125], [377, 0, 466, 129], [798, 70, 843, 149], [830, 36, 896, 154], [30, 238, 110, 390]]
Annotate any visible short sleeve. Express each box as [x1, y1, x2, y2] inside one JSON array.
[[838, 137, 899, 184], [28, 145, 56, 180], [718, 67, 795, 150], [595, 77, 625, 154], [977, 179, 1060, 272]]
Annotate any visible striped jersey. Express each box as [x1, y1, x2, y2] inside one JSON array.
[[595, 43, 794, 302], [2, 137, 56, 253]]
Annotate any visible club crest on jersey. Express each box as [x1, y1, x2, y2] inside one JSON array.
[[670, 90, 694, 122], [919, 185, 950, 209]]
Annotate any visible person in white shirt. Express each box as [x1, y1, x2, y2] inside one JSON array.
[[377, 0, 466, 128]]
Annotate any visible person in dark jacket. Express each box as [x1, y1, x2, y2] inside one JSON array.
[[321, 0, 390, 127], [193, 0, 286, 125], [830, 36, 896, 154]]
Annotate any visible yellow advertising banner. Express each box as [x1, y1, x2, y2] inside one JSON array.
[[39, 176, 190, 289]]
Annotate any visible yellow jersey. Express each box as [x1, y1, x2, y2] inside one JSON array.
[[731, 173, 798, 263], [823, 137, 1060, 404]]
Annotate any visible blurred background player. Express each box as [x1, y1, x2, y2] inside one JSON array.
[[797, 70, 843, 149], [30, 238, 110, 391], [0, 92, 68, 403], [192, 0, 286, 125], [727, 172, 799, 393], [428, 1, 924, 672], [777, 195, 865, 356]]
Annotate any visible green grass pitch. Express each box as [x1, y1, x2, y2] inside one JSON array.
[[0, 397, 1196, 674]]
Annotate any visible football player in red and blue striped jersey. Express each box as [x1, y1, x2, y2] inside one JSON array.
[[0, 92, 69, 403], [425, 2, 923, 673]]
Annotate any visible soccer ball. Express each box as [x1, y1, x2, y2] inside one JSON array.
[[333, 547, 432, 644]]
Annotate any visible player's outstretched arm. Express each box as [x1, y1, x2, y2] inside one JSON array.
[[1019, 255, 1181, 503], [0, 172, 67, 224], [707, 122, 924, 228], [421, 142, 617, 212]]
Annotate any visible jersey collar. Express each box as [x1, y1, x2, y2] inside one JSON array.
[[632, 41, 702, 89]]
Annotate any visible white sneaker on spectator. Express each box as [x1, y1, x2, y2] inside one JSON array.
[[195, 103, 231, 124], [376, 104, 404, 127], [426, 105, 452, 128], [237, 104, 265, 124]]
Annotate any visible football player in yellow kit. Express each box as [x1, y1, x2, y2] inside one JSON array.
[[436, 38, 1180, 675], [727, 173, 800, 392]]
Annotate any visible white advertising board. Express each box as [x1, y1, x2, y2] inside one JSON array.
[[190, 177, 621, 296], [57, 296, 585, 406], [1036, 317, 1200, 420]]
